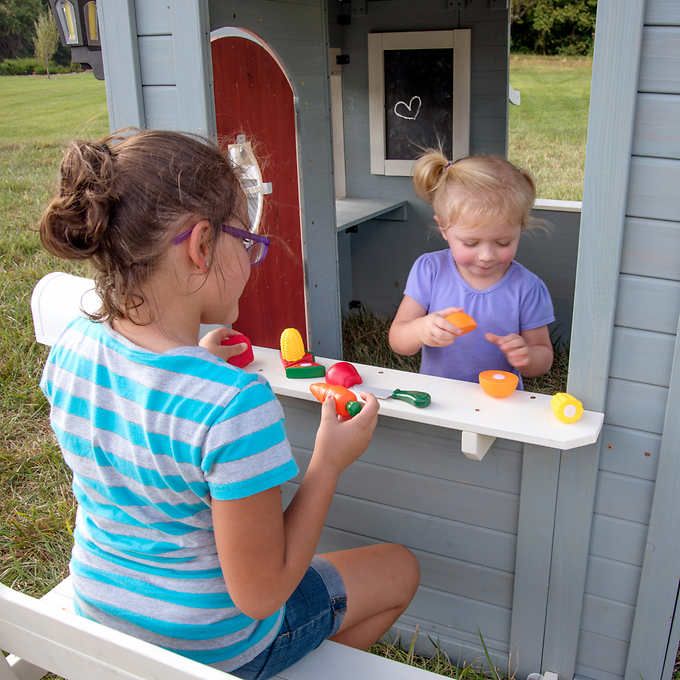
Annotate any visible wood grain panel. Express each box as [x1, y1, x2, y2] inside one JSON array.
[[620, 216, 680, 280], [598, 425, 661, 481], [582, 594, 635, 642], [632, 94, 680, 159], [576, 630, 629, 678], [627, 157, 680, 221], [315, 527, 514, 608], [141, 86, 177, 129], [605, 378, 668, 434], [610, 327, 675, 386], [292, 450, 519, 534], [639, 27, 680, 93], [138, 36, 174, 86], [590, 514, 648, 567], [585, 556, 641, 606], [615, 275, 680, 333], [594, 471, 654, 524], [282, 484, 517, 572]]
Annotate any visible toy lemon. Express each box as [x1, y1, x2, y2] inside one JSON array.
[[551, 392, 584, 424], [478, 370, 519, 398]]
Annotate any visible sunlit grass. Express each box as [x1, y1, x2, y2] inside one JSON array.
[[508, 54, 592, 200]]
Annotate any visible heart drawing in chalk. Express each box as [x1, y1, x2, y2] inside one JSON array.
[[394, 95, 422, 120]]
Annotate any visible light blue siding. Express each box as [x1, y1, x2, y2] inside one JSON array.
[[543, 2, 646, 679]]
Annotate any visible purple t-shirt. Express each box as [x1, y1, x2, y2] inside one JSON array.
[[404, 249, 555, 385]]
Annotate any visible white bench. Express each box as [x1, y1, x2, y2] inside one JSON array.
[[1, 578, 444, 680]]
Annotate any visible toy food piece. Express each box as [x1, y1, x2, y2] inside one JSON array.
[[220, 333, 254, 368], [551, 392, 584, 424], [310, 383, 363, 419], [280, 327, 305, 362], [368, 387, 431, 408], [479, 370, 519, 398], [445, 310, 477, 335], [279, 328, 326, 379], [326, 361, 362, 388]]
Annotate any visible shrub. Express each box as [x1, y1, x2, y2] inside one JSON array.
[[0, 57, 81, 76]]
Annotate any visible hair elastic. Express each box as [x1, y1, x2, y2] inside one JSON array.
[[444, 160, 453, 169]]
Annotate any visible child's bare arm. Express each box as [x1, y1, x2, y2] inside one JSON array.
[[485, 325, 553, 378], [389, 296, 461, 355], [211, 394, 379, 619]]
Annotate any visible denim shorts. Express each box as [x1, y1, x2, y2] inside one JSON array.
[[229, 556, 347, 680]]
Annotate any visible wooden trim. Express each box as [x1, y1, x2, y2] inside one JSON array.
[[367, 33, 385, 175], [510, 445, 561, 678], [97, 0, 144, 130], [329, 48, 347, 199], [172, 0, 216, 139], [541, 1, 645, 678], [625, 314, 680, 680]]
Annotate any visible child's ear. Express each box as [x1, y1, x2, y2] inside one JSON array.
[[433, 214, 447, 238], [186, 219, 212, 272]]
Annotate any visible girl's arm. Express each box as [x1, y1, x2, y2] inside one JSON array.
[[211, 393, 379, 620], [485, 325, 554, 378], [389, 295, 461, 355]]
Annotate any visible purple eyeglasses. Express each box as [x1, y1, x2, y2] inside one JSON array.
[[172, 223, 270, 265]]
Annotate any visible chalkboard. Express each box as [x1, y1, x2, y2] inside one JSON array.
[[384, 48, 453, 160], [368, 30, 470, 176]]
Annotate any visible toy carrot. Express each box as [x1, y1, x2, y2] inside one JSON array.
[[310, 383, 363, 419]]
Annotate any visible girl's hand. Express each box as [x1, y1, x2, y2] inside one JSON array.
[[485, 332, 530, 368], [419, 307, 464, 347], [200, 327, 247, 362], [312, 392, 379, 476]]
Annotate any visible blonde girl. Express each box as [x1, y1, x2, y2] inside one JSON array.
[[38, 129, 419, 680], [389, 151, 554, 385]]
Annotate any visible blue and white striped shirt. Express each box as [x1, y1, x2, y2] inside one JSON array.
[[40, 316, 299, 670]]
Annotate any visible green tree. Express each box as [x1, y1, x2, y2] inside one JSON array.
[[511, 0, 597, 55], [0, 0, 45, 59], [33, 9, 58, 77]]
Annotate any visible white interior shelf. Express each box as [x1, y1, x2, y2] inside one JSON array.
[[335, 197, 408, 231], [247, 347, 604, 461]]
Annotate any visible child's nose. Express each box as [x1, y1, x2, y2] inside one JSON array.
[[478, 246, 495, 261]]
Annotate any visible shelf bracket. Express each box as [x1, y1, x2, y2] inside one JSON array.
[[461, 431, 496, 461]]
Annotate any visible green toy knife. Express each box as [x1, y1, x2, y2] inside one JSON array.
[[367, 387, 431, 408]]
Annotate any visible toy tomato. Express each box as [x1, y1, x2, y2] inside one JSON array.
[[310, 383, 363, 418], [221, 333, 254, 368], [326, 361, 362, 388]]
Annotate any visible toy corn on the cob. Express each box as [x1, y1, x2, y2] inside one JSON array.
[[551, 392, 584, 424], [279, 328, 326, 379]]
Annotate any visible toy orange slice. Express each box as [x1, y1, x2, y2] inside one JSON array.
[[479, 370, 519, 398], [445, 311, 477, 334]]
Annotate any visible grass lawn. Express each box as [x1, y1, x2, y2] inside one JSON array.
[[0, 65, 587, 679], [0, 73, 107, 599], [508, 54, 592, 201]]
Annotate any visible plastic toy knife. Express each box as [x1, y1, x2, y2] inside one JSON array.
[[366, 387, 431, 408]]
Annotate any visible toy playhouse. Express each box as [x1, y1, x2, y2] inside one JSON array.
[[24, 2, 680, 679]]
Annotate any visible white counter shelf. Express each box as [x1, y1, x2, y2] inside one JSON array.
[[247, 347, 604, 461], [31, 272, 604, 462]]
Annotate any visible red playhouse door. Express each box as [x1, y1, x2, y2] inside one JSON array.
[[211, 34, 307, 349]]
